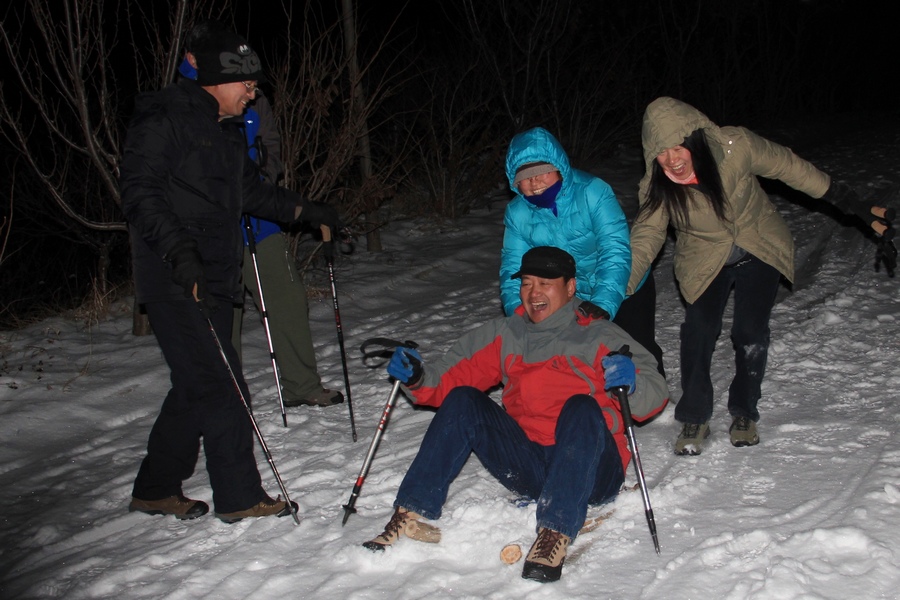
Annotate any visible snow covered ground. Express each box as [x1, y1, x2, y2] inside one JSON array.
[[1, 113, 899, 599]]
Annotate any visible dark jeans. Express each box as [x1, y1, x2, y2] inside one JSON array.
[[395, 387, 624, 539], [614, 269, 666, 377], [675, 254, 780, 425], [133, 299, 267, 513]]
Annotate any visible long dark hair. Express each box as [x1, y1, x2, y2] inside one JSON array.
[[640, 129, 728, 227]]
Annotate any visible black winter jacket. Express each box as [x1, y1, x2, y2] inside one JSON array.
[[120, 79, 300, 303]]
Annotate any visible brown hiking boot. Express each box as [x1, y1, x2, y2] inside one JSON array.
[[215, 495, 299, 524], [129, 494, 209, 520], [284, 389, 344, 407], [362, 506, 441, 552], [522, 527, 571, 583]]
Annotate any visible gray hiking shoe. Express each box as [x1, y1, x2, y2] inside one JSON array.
[[674, 422, 711, 455], [729, 416, 759, 447], [522, 527, 571, 583], [362, 507, 441, 552]]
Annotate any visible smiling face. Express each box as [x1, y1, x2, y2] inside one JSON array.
[[204, 80, 258, 119], [516, 169, 561, 197], [519, 274, 576, 323], [656, 145, 695, 183]]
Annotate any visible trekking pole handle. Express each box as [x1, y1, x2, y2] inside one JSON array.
[[611, 385, 634, 427]]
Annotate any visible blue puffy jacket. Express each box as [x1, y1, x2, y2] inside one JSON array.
[[500, 128, 631, 318]]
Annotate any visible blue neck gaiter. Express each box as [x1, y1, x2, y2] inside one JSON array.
[[179, 58, 197, 80], [524, 179, 562, 216]]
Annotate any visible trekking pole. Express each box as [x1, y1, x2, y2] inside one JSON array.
[[341, 379, 403, 525], [201, 306, 300, 525], [610, 380, 660, 554], [340, 338, 418, 525], [244, 216, 288, 427], [321, 225, 357, 442]]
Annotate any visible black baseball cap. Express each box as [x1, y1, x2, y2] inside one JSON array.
[[511, 246, 576, 280]]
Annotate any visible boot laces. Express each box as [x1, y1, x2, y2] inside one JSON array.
[[683, 423, 702, 438], [733, 417, 752, 431], [382, 509, 408, 539], [532, 529, 565, 561]]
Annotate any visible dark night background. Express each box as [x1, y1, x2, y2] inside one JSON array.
[[0, 0, 896, 328]]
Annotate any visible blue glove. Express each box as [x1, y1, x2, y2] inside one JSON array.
[[387, 347, 423, 386], [602, 353, 636, 394]]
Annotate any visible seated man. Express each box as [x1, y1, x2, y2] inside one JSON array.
[[362, 246, 669, 583]]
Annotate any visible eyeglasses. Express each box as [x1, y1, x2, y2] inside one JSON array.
[[242, 81, 260, 95]]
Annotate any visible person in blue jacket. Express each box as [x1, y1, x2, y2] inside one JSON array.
[[500, 127, 665, 376]]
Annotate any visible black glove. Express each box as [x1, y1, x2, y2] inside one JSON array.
[[577, 300, 610, 321], [822, 180, 886, 231], [168, 242, 218, 316], [297, 200, 345, 234]]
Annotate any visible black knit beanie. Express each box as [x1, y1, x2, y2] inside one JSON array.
[[193, 28, 265, 86]]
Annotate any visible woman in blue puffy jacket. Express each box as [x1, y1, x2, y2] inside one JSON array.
[[500, 127, 665, 376]]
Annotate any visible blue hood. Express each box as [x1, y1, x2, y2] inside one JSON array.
[[505, 127, 574, 200]]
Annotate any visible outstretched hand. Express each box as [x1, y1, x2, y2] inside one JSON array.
[[824, 180, 894, 236], [869, 205, 894, 238]]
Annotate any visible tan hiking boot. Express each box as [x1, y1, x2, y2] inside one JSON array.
[[129, 494, 209, 520], [522, 527, 571, 583], [362, 506, 441, 552], [674, 422, 711, 455], [729, 416, 760, 447], [215, 495, 298, 523]]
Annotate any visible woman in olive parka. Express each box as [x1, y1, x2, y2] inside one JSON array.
[[628, 97, 892, 455]]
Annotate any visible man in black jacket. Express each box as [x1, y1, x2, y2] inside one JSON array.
[[120, 27, 339, 523]]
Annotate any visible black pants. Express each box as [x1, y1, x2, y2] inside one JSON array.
[[614, 270, 666, 377], [675, 254, 780, 425], [132, 299, 266, 513]]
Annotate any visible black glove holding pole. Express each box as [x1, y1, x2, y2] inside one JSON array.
[[822, 180, 894, 237], [167, 240, 218, 317], [295, 198, 345, 234]]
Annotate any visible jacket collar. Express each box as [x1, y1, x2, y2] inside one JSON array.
[[523, 297, 579, 331], [178, 78, 222, 121]]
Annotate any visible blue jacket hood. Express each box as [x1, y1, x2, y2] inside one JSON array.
[[505, 128, 573, 199]]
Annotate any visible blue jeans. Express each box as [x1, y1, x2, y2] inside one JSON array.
[[676, 253, 780, 424], [395, 386, 624, 539]]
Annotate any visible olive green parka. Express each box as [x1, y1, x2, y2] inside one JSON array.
[[627, 97, 831, 303]]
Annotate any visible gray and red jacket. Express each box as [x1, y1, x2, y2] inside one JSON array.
[[405, 299, 669, 472]]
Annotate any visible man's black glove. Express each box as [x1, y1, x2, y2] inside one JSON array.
[[297, 200, 345, 234], [822, 180, 887, 231], [168, 242, 218, 316], [577, 300, 610, 321]]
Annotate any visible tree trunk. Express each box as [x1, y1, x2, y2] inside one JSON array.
[[341, 0, 382, 252], [132, 299, 152, 336]]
